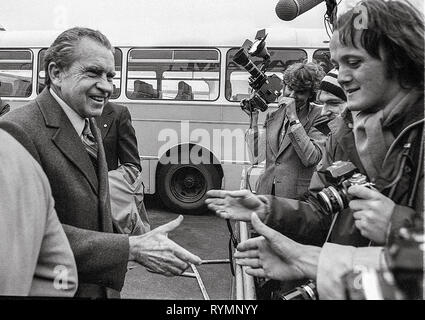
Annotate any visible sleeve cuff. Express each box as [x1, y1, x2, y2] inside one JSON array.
[[317, 243, 384, 300]]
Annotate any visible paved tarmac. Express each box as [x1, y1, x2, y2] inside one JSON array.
[[121, 196, 235, 300]]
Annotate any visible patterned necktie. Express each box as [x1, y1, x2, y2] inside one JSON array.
[[279, 118, 289, 147], [81, 118, 98, 159]]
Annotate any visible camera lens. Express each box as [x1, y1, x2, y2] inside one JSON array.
[[278, 281, 318, 300], [232, 48, 263, 85], [317, 185, 345, 215]]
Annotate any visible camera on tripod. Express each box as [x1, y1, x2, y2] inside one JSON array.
[[232, 29, 282, 112], [317, 161, 374, 215]]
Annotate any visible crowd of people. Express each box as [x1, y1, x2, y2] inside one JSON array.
[[0, 0, 423, 300], [207, 0, 424, 300]]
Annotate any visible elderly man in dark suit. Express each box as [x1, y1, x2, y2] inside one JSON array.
[[1, 27, 201, 298]]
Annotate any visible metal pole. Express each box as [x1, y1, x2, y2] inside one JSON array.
[[190, 263, 210, 300], [239, 221, 257, 300], [235, 263, 244, 300]]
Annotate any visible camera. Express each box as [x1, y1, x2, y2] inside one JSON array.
[[233, 29, 282, 112], [272, 280, 318, 300], [317, 161, 373, 215]]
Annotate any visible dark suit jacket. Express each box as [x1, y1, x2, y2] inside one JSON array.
[[1, 89, 129, 297], [96, 102, 141, 171], [256, 103, 325, 198]]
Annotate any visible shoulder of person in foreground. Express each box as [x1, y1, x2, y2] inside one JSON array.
[[0, 129, 77, 297]]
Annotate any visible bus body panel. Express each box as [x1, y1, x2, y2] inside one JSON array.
[[0, 28, 330, 211]]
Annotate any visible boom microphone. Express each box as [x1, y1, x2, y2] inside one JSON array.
[[275, 0, 324, 21]]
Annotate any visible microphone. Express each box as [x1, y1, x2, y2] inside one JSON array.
[[275, 0, 324, 21]]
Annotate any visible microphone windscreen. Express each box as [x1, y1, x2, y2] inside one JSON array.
[[275, 0, 324, 21]]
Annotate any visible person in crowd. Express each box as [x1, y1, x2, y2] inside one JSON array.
[[0, 126, 77, 296], [317, 69, 346, 118], [96, 101, 141, 173], [245, 62, 326, 199], [315, 68, 347, 134], [206, 0, 424, 299], [0, 27, 201, 298]]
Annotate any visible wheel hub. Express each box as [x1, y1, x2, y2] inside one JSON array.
[[183, 176, 196, 189]]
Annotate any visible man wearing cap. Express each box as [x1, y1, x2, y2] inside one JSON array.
[[318, 69, 347, 117], [311, 68, 348, 137]]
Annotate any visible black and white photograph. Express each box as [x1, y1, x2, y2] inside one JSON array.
[[0, 0, 423, 311]]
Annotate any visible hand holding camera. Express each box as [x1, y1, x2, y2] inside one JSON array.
[[317, 161, 395, 244], [349, 185, 395, 244]]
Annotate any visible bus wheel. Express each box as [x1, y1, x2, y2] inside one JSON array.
[[157, 163, 221, 215]]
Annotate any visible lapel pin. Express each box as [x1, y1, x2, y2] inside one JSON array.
[[103, 124, 107, 128]]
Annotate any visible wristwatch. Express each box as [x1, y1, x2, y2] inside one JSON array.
[[289, 119, 300, 126]]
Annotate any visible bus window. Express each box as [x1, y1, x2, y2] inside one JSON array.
[[0, 50, 33, 97], [225, 48, 307, 102], [127, 48, 220, 101], [313, 48, 332, 73], [38, 47, 122, 98], [111, 49, 122, 99]]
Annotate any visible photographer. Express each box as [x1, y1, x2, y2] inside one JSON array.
[[245, 62, 326, 199], [206, 0, 424, 298]]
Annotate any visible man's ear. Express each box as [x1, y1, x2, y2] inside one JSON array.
[[47, 62, 62, 87]]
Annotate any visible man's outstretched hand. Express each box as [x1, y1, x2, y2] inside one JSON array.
[[235, 212, 320, 281], [129, 215, 202, 276], [205, 189, 267, 221]]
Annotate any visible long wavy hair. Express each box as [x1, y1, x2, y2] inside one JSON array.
[[335, 0, 424, 89]]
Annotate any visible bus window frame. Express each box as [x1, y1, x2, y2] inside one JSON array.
[[110, 48, 123, 100], [125, 47, 221, 102], [0, 48, 34, 98]]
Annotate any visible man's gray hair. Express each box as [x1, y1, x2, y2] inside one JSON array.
[[44, 27, 114, 87]]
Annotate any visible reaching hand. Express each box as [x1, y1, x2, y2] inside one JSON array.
[[348, 185, 395, 244], [234, 212, 320, 281], [129, 215, 202, 276], [205, 189, 267, 221]]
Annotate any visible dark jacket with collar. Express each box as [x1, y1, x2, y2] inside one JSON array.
[[0, 89, 130, 297], [96, 102, 141, 171], [263, 96, 424, 247]]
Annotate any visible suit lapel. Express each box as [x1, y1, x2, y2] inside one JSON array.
[[36, 90, 99, 195], [266, 106, 287, 158], [96, 103, 114, 139]]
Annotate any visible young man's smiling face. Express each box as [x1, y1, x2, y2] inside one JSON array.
[[51, 37, 115, 118], [330, 31, 402, 113]]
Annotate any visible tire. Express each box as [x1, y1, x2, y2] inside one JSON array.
[[157, 163, 221, 215]]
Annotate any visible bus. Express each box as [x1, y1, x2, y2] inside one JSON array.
[[0, 27, 331, 214]]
